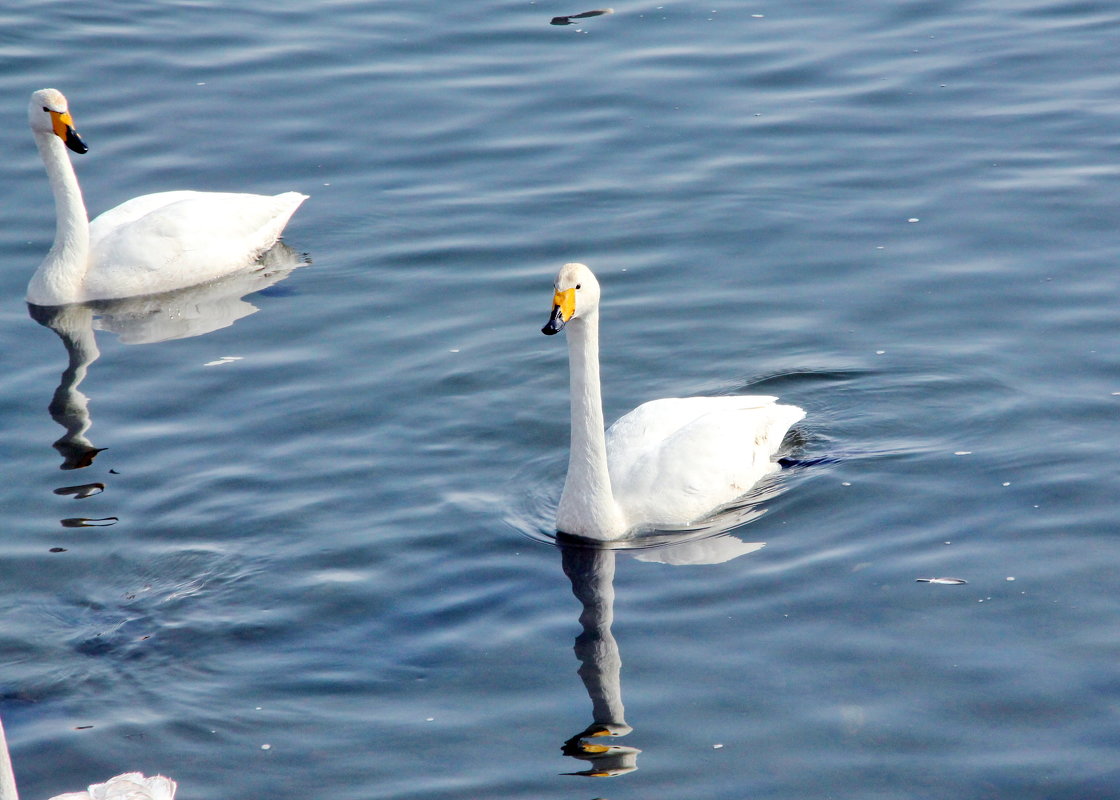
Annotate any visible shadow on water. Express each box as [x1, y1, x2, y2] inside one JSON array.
[[26, 243, 307, 526]]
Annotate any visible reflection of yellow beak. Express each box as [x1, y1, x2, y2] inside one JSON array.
[[541, 288, 576, 335]]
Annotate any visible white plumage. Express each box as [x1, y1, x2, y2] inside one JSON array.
[[26, 88, 306, 306], [45, 773, 176, 800], [542, 262, 804, 540]]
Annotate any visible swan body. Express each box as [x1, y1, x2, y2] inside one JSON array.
[[27, 88, 306, 306], [542, 262, 804, 540]]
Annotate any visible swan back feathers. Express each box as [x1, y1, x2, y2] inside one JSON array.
[[84, 190, 307, 299]]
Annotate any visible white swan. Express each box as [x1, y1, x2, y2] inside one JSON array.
[[541, 262, 805, 540], [26, 88, 307, 306], [0, 718, 175, 800]]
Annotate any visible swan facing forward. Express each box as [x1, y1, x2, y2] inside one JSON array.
[[27, 88, 306, 306], [542, 262, 804, 540]]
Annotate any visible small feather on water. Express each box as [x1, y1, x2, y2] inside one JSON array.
[[916, 577, 967, 585]]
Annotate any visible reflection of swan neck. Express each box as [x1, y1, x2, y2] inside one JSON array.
[[562, 546, 627, 731], [30, 303, 101, 469], [29, 130, 89, 305], [54, 307, 100, 374], [559, 312, 625, 536]]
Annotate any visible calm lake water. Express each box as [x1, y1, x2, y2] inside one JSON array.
[[2, 1, 1120, 798]]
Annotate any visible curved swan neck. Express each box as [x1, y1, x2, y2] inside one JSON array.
[[558, 310, 626, 536], [29, 130, 90, 305]]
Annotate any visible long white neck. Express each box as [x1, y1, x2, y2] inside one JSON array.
[[557, 310, 627, 538], [0, 718, 20, 800], [28, 131, 90, 306]]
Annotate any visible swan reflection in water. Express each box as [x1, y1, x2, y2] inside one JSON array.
[[27, 243, 306, 521], [558, 522, 767, 778]]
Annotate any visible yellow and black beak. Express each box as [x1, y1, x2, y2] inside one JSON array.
[[50, 110, 88, 154], [541, 288, 576, 335]]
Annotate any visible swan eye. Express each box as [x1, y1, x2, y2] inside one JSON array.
[[42, 106, 50, 112], [576, 284, 582, 289]]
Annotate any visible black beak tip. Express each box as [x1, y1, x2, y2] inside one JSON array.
[[542, 305, 567, 335], [65, 130, 88, 154]]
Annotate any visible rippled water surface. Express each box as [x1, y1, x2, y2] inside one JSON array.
[[2, 1, 1120, 798]]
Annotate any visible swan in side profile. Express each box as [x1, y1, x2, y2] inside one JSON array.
[[0, 718, 175, 800], [541, 262, 804, 540], [26, 88, 306, 306]]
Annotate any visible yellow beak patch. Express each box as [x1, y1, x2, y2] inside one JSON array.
[[50, 110, 77, 141], [552, 288, 576, 323]]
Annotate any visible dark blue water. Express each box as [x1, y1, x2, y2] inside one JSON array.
[[2, 1, 1119, 798]]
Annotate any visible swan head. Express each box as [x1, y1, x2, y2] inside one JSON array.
[[542, 262, 600, 335], [29, 88, 88, 154]]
